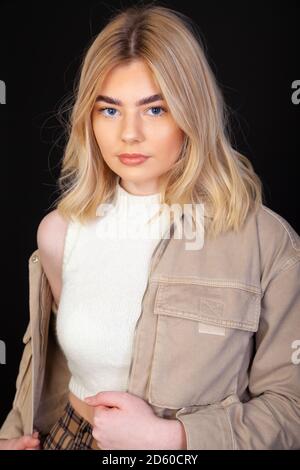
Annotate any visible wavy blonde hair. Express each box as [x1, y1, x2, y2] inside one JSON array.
[[54, 2, 264, 240]]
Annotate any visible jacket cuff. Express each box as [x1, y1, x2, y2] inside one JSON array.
[[176, 406, 235, 450]]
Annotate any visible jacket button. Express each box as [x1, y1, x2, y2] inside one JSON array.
[[31, 254, 39, 263]]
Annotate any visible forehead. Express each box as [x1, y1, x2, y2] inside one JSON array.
[[98, 59, 160, 94]]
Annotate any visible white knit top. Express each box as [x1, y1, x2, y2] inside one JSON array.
[[55, 181, 171, 401]]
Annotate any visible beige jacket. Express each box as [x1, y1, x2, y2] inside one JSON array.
[[0, 203, 300, 449]]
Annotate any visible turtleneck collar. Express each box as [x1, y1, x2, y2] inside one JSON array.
[[116, 181, 161, 206]]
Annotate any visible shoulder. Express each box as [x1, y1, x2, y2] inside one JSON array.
[[37, 209, 68, 250], [36, 209, 71, 306], [256, 204, 300, 251], [258, 205, 299, 246], [253, 204, 300, 275]]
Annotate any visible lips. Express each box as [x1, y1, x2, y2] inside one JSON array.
[[118, 153, 150, 166], [118, 153, 149, 158]]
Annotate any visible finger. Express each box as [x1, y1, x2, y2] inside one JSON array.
[[25, 442, 41, 450], [93, 404, 111, 415], [15, 436, 40, 450], [93, 405, 112, 421], [25, 436, 40, 446], [85, 391, 126, 408]]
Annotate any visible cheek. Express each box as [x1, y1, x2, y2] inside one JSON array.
[[92, 121, 115, 151], [154, 125, 184, 160]]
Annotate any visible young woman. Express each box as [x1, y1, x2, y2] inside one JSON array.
[[0, 4, 299, 450]]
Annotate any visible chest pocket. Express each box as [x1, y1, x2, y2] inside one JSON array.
[[148, 278, 261, 409]]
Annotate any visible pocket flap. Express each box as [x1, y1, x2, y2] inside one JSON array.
[[154, 279, 261, 332]]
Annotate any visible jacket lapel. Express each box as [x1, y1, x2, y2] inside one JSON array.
[[28, 249, 53, 422]]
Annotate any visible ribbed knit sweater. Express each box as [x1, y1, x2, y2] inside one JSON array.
[[55, 181, 170, 400]]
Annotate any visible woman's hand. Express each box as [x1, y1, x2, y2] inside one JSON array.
[[84, 391, 187, 450], [0, 431, 40, 450]]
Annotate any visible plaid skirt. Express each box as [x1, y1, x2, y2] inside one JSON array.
[[41, 400, 100, 450]]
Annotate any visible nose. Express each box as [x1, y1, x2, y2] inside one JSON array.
[[120, 112, 144, 143]]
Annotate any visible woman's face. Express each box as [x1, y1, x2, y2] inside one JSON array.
[[91, 59, 184, 195]]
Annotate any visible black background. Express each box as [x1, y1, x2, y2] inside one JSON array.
[[0, 0, 299, 428]]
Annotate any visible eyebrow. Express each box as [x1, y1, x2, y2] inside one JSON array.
[[95, 93, 164, 106]]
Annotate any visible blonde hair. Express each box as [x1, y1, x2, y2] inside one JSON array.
[[53, 2, 264, 240]]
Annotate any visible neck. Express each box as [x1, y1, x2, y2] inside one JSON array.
[[118, 177, 160, 196]]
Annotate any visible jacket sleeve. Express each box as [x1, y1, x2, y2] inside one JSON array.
[[175, 258, 300, 449], [0, 408, 23, 440], [0, 322, 32, 440]]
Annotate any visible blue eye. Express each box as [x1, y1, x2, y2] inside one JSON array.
[[97, 106, 166, 118], [99, 107, 118, 117], [147, 106, 166, 116]]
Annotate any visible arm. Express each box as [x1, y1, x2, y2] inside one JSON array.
[[0, 322, 32, 440], [175, 259, 300, 449]]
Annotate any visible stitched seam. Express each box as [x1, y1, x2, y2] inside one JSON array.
[[262, 258, 300, 295], [262, 206, 300, 252], [151, 276, 261, 294], [176, 416, 191, 450], [224, 407, 237, 450], [147, 314, 160, 406], [275, 257, 300, 277], [155, 283, 260, 331], [154, 282, 165, 312], [154, 307, 257, 331]]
